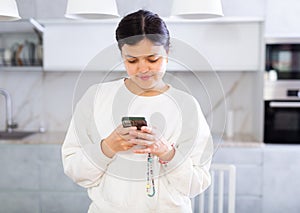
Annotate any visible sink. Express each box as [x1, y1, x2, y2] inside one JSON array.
[[0, 131, 37, 140]]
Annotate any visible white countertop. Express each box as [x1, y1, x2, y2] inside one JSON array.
[[0, 131, 66, 145]]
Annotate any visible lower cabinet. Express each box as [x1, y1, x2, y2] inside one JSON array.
[[213, 145, 300, 213], [0, 144, 299, 213], [0, 144, 89, 213], [262, 145, 300, 213], [212, 146, 264, 213]]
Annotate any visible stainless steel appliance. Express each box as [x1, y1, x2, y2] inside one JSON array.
[[266, 38, 300, 80], [264, 80, 300, 143]]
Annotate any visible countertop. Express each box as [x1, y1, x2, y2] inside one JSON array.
[[0, 131, 264, 148], [0, 131, 66, 145]]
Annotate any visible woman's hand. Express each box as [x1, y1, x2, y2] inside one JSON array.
[[129, 126, 175, 161], [101, 125, 137, 158]]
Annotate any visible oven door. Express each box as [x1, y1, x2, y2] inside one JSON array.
[[264, 100, 300, 143]]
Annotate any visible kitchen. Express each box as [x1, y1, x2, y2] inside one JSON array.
[[0, 0, 300, 213]]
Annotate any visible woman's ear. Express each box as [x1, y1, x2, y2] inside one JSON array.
[[165, 50, 169, 63]]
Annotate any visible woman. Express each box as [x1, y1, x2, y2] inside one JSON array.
[[62, 10, 213, 213]]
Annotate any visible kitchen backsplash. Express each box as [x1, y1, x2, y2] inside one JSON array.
[[0, 71, 256, 138]]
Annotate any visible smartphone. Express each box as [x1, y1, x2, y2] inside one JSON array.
[[122, 117, 147, 130]]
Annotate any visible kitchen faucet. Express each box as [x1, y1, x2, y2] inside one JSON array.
[[0, 88, 18, 132]]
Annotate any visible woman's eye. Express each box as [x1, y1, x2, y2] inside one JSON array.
[[148, 57, 159, 63], [127, 60, 137, 63]]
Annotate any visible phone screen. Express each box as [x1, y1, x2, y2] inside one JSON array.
[[122, 117, 147, 130]]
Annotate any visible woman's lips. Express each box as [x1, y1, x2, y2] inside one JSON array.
[[139, 75, 153, 81]]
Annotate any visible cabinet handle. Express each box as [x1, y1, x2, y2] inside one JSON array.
[[270, 102, 300, 108]]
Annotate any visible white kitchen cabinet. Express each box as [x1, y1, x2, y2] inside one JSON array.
[[35, 0, 67, 19], [221, 0, 265, 18], [43, 18, 264, 72], [262, 145, 300, 213], [15, 0, 67, 19], [265, 0, 300, 37], [43, 21, 118, 71], [166, 18, 264, 71], [213, 146, 264, 213], [0, 144, 89, 213]]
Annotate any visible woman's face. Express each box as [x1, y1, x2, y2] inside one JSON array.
[[121, 38, 168, 91]]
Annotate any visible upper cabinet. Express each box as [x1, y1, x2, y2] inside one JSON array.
[[166, 19, 264, 71], [16, 0, 67, 19], [265, 0, 300, 37], [222, 0, 300, 37], [42, 19, 264, 72], [43, 21, 117, 71], [221, 0, 265, 18]]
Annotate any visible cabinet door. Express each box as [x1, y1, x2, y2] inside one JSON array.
[[262, 145, 300, 213], [35, 0, 67, 19], [265, 0, 300, 37], [213, 147, 263, 213], [221, 0, 265, 18], [44, 21, 263, 72], [43, 23, 118, 71], [167, 21, 263, 71]]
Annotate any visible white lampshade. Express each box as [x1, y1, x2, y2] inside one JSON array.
[[0, 0, 21, 21], [172, 0, 224, 19], [65, 0, 119, 19]]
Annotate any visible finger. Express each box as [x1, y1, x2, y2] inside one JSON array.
[[133, 147, 152, 154], [121, 134, 137, 141], [117, 125, 137, 135], [120, 141, 135, 148], [129, 138, 154, 146], [140, 126, 153, 134], [129, 131, 155, 141]]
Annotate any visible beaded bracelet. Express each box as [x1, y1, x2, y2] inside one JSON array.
[[158, 144, 175, 165], [158, 158, 169, 164]]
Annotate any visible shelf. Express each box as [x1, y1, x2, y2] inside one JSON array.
[[0, 19, 36, 33], [0, 66, 43, 72]]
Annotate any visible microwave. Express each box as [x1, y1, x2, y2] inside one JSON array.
[[266, 38, 300, 80]]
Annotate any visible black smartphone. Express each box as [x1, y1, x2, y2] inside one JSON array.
[[122, 117, 147, 130]]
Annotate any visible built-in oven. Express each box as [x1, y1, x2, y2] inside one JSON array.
[[264, 99, 300, 143], [266, 38, 300, 80]]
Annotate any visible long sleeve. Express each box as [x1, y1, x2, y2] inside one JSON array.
[[161, 96, 213, 198], [61, 85, 114, 188]]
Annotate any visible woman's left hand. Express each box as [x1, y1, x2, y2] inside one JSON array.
[[129, 126, 175, 161]]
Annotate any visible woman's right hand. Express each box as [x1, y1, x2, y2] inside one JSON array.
[[101, 124, 137, 158]]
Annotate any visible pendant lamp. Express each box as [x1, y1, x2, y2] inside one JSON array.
[[65, 0, 119, 19], [0, 0, 21, 21], [172, 0, 224, 19]]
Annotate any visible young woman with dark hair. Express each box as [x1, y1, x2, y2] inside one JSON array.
[[62, 10, 212, 213]]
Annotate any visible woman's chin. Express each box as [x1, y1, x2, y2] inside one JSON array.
[[135, 79, 155, 90]]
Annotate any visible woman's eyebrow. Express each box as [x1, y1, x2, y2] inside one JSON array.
[[124, 53, 159, 58], [147, 54, 158, 57], [124, 54, 136, 58]]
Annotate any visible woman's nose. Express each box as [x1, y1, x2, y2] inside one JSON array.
[[137, 60, 149, 73]]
